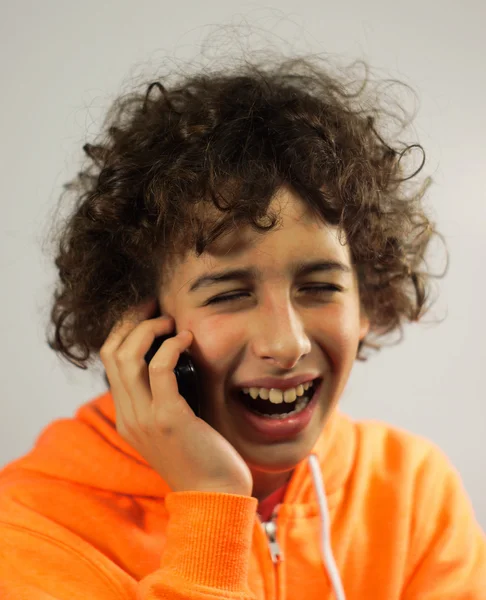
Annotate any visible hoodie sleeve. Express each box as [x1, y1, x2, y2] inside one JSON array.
[[402, 446, 486, 599], [138, 492, 259, 599], [0, 489, 258, 600]]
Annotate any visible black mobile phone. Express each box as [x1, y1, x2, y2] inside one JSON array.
[[143, 333, 201, 418]]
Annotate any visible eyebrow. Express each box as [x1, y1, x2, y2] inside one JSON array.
[[188, 259, 351, 293]]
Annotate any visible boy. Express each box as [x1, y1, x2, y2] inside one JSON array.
[[1, 54, 484, 599]]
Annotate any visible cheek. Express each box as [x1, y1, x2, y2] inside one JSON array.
[[314, 305, 361, 368], [187, 314, 243, 373], [334, 310, 360, 346]]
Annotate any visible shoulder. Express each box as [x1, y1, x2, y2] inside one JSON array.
[[346, 416, 486, 589], [318, 411, 459, 504], [343, 420, 486, 597], [333, 413, 474, 521], [346, 415, 481, 543], [351, 416, 456, 482]]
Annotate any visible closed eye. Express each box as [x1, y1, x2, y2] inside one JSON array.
[[206, 285, 341, 305], [206, 292, 251, 305], [301, 284, 342, 295]]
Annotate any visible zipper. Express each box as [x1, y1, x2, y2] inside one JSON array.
[[263, 517, 282, 563], [261, 505, 283, 599]]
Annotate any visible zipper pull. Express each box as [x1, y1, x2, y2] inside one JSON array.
[[263, 519, 283, 564]]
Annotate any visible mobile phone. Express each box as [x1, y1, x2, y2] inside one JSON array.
[[143, 333, 201, 418]]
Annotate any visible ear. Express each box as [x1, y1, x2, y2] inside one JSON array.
[[359, 310, 370, 340], [156, 296, 175, 322]]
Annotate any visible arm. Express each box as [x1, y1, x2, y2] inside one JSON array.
[[138, 492, 257, 599], [0, 490, 258, 600]]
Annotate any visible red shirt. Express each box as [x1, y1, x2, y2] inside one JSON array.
[[257, 483, 287, 522]]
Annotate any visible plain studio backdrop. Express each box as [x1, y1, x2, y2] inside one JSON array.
[[1, 1, 485, 529]]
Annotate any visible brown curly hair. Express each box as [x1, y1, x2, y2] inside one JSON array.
[[44, 54, 447, 371]]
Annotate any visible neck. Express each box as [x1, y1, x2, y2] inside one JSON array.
[[251, 469, 294, 503]]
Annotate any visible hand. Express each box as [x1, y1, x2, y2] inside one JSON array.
[[100, 299, 253, 497]]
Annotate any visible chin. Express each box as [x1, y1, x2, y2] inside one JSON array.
[[236, 431, 322, 474]]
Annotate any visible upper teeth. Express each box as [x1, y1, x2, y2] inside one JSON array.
[[242, 381, 314, 404]]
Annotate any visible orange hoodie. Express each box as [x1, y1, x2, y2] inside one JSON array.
[[0, 389, 484, 599]]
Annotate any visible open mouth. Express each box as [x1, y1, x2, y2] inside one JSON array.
[[235, 379, 320, 420]]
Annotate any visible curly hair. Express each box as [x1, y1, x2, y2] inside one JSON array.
[[44, 53, 447, 370]]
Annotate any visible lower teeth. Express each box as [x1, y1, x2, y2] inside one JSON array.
[[253, 394, 311, 419]]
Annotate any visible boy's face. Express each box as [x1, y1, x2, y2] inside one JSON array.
[[159, 186, 369, 484]]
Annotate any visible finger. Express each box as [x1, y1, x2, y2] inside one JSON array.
[[114, 316, 177, 396], [147, 330, 194, 416], [100, 300, 167, 392], [114, 326, 192, 439], [101, 304, 173, 429]]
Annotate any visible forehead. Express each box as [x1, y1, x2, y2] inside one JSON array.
[[164, 189, 352, 281]]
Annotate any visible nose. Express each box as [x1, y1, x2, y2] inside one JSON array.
[[251, 296, 311, 370]]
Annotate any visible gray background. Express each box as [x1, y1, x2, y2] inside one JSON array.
[[1, 0, 485, 529]]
